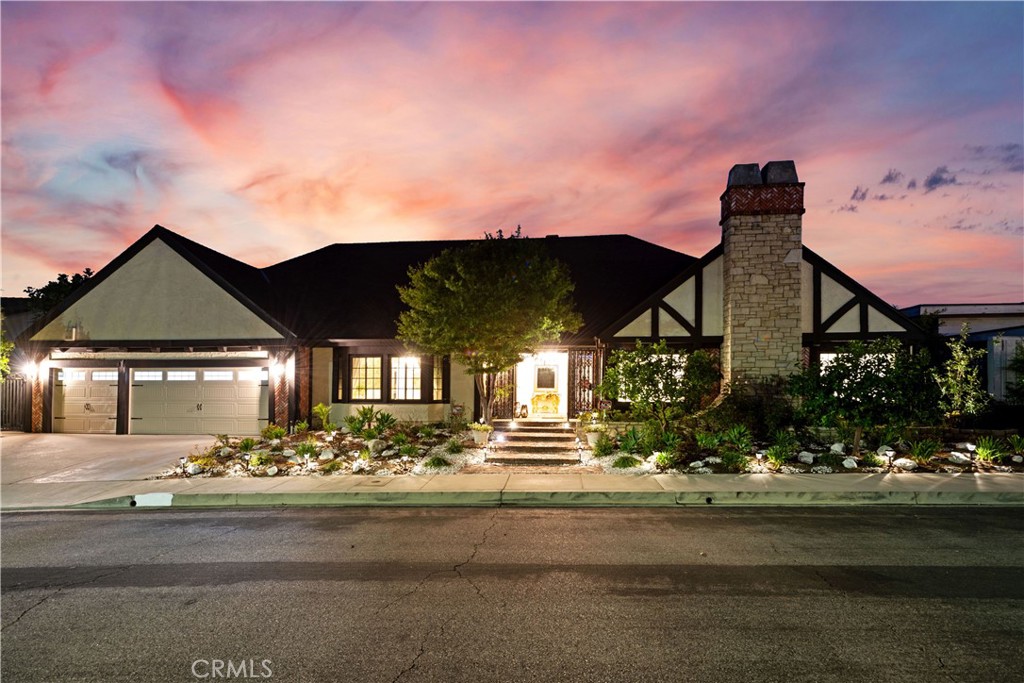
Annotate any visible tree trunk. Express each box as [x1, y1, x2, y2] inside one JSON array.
[[475, 373, 495, 425], [852, 425, 863, 458]]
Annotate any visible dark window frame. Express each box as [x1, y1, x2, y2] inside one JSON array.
[[332, 347, 449, 405]]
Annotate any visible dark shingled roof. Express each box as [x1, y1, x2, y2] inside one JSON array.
[[259, 235, 696, 342]]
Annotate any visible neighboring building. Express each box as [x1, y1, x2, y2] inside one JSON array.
[[18, 161, 924, 435], [901, 303, 1024, 401]]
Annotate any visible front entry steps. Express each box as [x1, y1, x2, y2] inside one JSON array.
[[485, 419, 581, 465]]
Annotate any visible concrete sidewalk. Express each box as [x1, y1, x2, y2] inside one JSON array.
[[2, 471, 1022, 510], [2, 433, 1021, 510]]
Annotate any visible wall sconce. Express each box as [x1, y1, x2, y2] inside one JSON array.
[[269, 361, 285, 379]]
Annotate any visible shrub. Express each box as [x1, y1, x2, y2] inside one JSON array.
[[399, 443, 419, 457], [593, 432, 615, 457], [721, 425, 753, 454], [261, 424, 287, 441], [620, 427, 642, 454], [345, 414, 366, 435], [187, 455, 219, 469], [423, 455, 451, 469], [312, 402, 332, 431], [391, 432, 410, 447], [655, 451, 677, 470], [238, 437, 258, 453], [469, 423, 494, 432], [417, 425, 438, 439], [860, 452, 883, 467], [375, 412, 398, 432], [294, 441, 319, 458], [695, 431, 721, 452], [765, 444, 791, 468], [935, 324, 990, 424], [362, 426, 382, 440], [719, 450, 748, 473], [612, 455, 642, 469], [1006, 434, 1024, 455], [293, 420, 309, 434], [907, 439, 941, 464], [661, 431, 683, 453], [214, 434, 231, 448], [249, 453, 275, 467], [445, 438, 464, 455], [321, 459, 345, 473], [975, 436, 1004, 463], [716, 376, 794, 440], [445, 413, 468, 433]]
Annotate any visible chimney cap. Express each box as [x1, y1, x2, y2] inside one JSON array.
[[727, 163, 762, 187], [761, 160, 799, 184]]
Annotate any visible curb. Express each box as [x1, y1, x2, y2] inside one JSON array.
[[7, 488, 1014, 510]]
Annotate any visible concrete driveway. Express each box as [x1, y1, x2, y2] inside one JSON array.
[[0, 433, 215, 484]]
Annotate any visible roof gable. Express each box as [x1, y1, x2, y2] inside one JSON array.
[[30, 230, 289, 344]]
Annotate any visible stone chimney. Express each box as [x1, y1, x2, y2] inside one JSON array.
[[720, 160, 805, 385]]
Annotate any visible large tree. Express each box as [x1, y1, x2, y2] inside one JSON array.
[[24, 268, 94, 317], [397, 228, 582, 424]]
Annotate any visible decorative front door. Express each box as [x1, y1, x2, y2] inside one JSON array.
[[568, 348, 599, 418]]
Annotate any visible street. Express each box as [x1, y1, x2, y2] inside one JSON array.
[[2, 507, 1021, 682]]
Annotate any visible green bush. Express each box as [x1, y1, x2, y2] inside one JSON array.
[[860, 452, 883, 467], [1007, 434, 1024, 455], [293, 420, 309, 434], [975, 436, 1004, 463], [817, 451, 843, 469], [391, 433, 410, 447], [655, 451, 677, 470], [593, 432, 615, 457], [187, 455, 219, 469], [764, 444, 791, 468], [695, 431, 722, 452], [423, 455, 451, 469], [294, 441, 319, 458], [312, 402, 332, 431], [612, 455, 642, 469], [714, 376, 794, 440], [261, 424, 287, 441], [238, 437, 258, 453], [721, 425, 753, 453], [719, 450, 748, 473], [249, 453, 275, 467], [399, 443, 419, 457], [417, 425, 438, 439], [375, 412, 398, 432], [620, 427, 642, 454], [321, 459, 345, 473], [445, 438, 464, 455], [907, 439, 941, 464], [661, 431, 683, 453]]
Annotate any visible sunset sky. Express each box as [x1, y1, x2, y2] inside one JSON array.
[[2, 1, 1022, 307]]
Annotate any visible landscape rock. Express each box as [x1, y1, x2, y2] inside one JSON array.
[[892, 458, 917, 471], [842, 458, 858, 469], [220, 447, 233, 457], [266, 465, 279, 476], [318, 452, 334, 462], [798, 451, 816, 465], [876, 445, 892, 456], [374, 468, 393, 476], [282, 449, 296, 458], [382, 448, 398, 458], [689, 461, 704, 469], [185, 463, 203, 475], [1013, 455, 1023, 464], [351, 459, 370, 473], [830, 443, 845, 454], [948, 452, 972, 466], [367, 439, 386, 455]]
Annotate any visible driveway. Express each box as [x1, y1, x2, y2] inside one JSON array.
[[0, 433, 215, 484]]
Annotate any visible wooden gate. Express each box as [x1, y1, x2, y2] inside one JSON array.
[[568, 348, 599, 418], [491, 367, 516, 420], [1, 376, 31, 431]]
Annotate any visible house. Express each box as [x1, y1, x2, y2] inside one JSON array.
[[901, 303, 1024, 401], [18, 160, 924, 435]]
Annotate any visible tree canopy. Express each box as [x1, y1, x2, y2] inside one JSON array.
[[24, 268, 94, 317], [396, 228, 582, 423]]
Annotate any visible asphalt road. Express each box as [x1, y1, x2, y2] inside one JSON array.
[[1, 507, 1021, 683]]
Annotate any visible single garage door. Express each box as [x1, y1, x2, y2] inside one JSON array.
[[53, 368, 118, 434], [130, 368, 269, 435]]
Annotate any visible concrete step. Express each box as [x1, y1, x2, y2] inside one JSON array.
[[498, 432, 577, 443], [491, 442, 582, 454], [485, 451, 581, 466]]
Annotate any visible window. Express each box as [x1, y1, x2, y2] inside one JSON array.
[[91, 371, 117, 381], [133, 371, 163, 381], [536, 366, 557, 390], [433, 356, 444, 401], [390, 356, 421, 401], [350, 357, 382, 400], [167, 371, 197, 381], [57, 370, 86, 382], [203, 370, 233, 381]]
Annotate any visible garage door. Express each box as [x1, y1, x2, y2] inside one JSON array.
[[130, 368, 269, 435], [53, 368, 118, 434]]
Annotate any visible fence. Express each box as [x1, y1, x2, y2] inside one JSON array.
[[1, 375, 31, 431]]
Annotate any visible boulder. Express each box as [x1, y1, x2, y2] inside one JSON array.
[[948, 452, 972, 466], [689, 460, 704, 469], [318, 453, 334, 462], [892, 458, 917, 471], [367, 439, 386, 455], [282, 449, 296, 458], [798, 451, 816, 465], [382, 448, 398, 459], [185, 463, 203, 476], [876, 445, 892, 456], [842, 458, 858, 469], [352, 459, 369, 473], [220, 447, 233, 458], [830, 443, 845, 454], [1013, 455, 1023, 464], [266, 465, 279, 476]]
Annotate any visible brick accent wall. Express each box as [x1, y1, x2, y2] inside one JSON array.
[[295, 347, 311, 421], [31, 375, 43, 433], [273, 355, 290, 427], [720, 162, 805, 385]]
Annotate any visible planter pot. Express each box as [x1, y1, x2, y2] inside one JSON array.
[[585, 431, 602, 447], [471, 430, 490, 446]]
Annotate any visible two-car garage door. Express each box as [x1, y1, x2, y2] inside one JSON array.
[[52, 367, 269, 435], [130, 368, 269, 435]]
